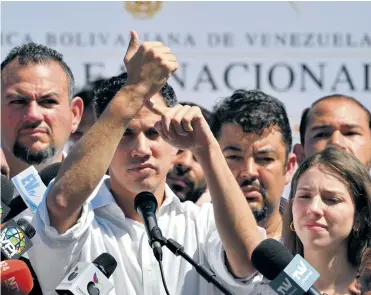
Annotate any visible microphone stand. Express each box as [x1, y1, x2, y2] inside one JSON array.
[[151, 227, 236, 295]]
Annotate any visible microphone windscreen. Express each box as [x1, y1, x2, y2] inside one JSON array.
[[1, 176, 15, 206], [251, 238, 294, 280], [1, 260, 34, 295], [39, 162, 62, 186], [16, 218, 36, 239], [134, 191, 158, 212], [93, 253, 118, 278]]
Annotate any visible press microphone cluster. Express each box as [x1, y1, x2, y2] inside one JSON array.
[[1, 162, 62, 223], [251, 238, 321, 295], [1, 260, 34, 295], [56, 253, 118, 295], [1, 163, 62, 295]]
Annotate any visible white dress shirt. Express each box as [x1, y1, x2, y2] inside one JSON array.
[[28, 176, 265, 295]]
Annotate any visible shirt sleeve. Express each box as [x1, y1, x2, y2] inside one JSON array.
[[199, 204, 267, 294], [27, 180, 95, 295]]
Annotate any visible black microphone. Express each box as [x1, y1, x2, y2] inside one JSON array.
[[134, 192, 164, 261], [1, 218, 36, 260], [39, 162, 62, 186], [3, 163, 62, 223], [56, 253, 118, 295], [251, 239, 322, 295], [1, 176, 15, 223]]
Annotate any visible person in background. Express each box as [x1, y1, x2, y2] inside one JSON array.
[[294, 94, 371, 170], [166, 101, 212, 204], [1, 43, 83, 178], [282, 147, 371, 295], [1, 42, 82, 295], [64, 78, 105, 153], [211, 89, 296, 241], [244, 147, 371, 295]]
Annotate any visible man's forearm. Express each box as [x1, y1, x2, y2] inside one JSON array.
[[193, 142, 262, 277], [47, 86, 145, 233]]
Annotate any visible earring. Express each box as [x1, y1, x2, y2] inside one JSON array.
[[290, 221, 295, 232]]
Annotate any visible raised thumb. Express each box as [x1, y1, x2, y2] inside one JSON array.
[[124, 30, 140, 63]]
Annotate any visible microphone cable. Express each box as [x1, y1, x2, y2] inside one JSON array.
[[158, 260, 171, 295]]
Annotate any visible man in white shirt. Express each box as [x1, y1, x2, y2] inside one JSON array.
[[28, 31, 264, 295]]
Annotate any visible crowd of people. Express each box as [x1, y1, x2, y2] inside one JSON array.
[[1, 29, 370, 295]]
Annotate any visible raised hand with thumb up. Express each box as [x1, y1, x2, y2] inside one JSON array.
[[124, 30, 178, 101]]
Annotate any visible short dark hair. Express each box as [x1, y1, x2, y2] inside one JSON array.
[[75, 78, 106, 109], [179, 102, 212, 126], [93, 72, 177, 118], [299, 94, 371, 145], [1, 43, 75, 98], [284, 146, 371, 267], [211, 89, 292, 157]]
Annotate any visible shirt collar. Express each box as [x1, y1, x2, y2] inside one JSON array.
[[90, 176, 182, 212]]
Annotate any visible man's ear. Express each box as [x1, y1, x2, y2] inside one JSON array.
[[70, 96, 84, 133], [293, 143, 305, 165], [284, 153, 297, 185]]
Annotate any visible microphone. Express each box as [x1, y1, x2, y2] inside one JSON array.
[[55, 253, 118, 295], [251, 239, 321, 295], [1, 218, 36, 260], [4, 163, 62, 222], [1, 176, 15, 223], [134, 191, 164, 261], [1, 260, 34, 295], [39, 162, 62, 186]]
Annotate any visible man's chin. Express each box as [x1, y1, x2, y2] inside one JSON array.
[[248, 204, 268, 222], [18, 142, 51, 152], [175, 192, 187, 202], [246, 199, 262, 208], [13, 141, 56, 165], [130, 177, 161, 193]]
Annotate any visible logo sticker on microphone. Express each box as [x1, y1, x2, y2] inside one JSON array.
[[67, 266, 79, 281], [0, 226, 26, 256], [87, 273, 103, 295], [11, 166, 47, 214], [270, 254, 320, 295], [0, 219, 32, 259]]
